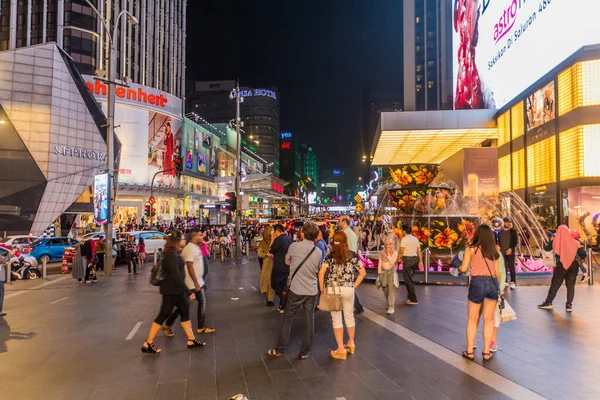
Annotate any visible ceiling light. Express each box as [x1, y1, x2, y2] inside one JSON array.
[[0, 120, 5, 124]]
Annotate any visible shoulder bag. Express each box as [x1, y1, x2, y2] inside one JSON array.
[[482, 251, 505, 310], [317, 258, 344, 312], [280, 247, 316, 309]]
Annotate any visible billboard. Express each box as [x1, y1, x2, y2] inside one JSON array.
[[453, 0, 600, 110], [111, 105, 182, 186], [93, 174, 109, 225], [182, 120, 220, 178], [526, 81, 555, 131]]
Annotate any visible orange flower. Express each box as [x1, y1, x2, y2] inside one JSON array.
[[433, 228, 459, 248], [412, 226, 431, 243]]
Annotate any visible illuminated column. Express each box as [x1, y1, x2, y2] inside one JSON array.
[[140, 0, 146, 85], [57, 0, 64, 47], [9, 0, 16, 49], [26, 0, 31, 46], [42, 0, 47, 43]]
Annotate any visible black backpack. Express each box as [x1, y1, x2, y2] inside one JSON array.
[[150, 259, 164, 286]]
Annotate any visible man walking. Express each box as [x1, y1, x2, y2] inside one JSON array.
[[0, 249, 13, 317], [399, 225, 423, 305], [339, 216, 363, 314], [499, 218, 518, 289], [269, 224, 294, 313], [164, 228, 215, 335], [267, 222, 322, 359]]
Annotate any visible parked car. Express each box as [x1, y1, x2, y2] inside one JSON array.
[[122, 231, 167, 255], [0, 235, 38, 250], [24, 237, 79, 264]]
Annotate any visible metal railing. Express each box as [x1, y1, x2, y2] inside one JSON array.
[[423, 248, 430, 284], [588, 248, 594, 286]]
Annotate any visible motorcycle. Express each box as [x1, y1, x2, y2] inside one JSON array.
[[9, 255, 40, 280]]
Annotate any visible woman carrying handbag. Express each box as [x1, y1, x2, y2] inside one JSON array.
[[377, 238, 399, 315], [318, 231, 366, 360], [458, 224, 500, 361]]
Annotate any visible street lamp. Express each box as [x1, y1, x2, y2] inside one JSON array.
[[229, 84, 244, 261], [84, 0, 138, 277]]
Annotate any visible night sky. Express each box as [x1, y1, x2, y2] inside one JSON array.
[[186, 0, 403, 173]]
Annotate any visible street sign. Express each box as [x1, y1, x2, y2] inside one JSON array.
[[148, 196, 156, 205], [355, 203, 363, 212], [354, 194, 362, 203]]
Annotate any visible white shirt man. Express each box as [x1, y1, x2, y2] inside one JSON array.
[[182, 241, 204, 290], [339, 216, 358, 253], [399, 225, 423, 305]]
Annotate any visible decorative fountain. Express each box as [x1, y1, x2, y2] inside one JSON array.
[[386, 164, 479, 264], [359, 164, 555, 276]]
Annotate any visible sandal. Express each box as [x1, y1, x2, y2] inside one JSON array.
[[344, 344, 356, 355], [330, 350, 347, 360], [482, 352, 494, 361], [162, 326, 174, 337], [267, 349, 284, 358], [197, 328, 216, 334], [187, 339, 206, 350], [141, 341, 161, 354], [298, 353, 309, 360], [462, 351, 474, 361]]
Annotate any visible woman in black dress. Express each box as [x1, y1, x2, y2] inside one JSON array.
[[141, 230, 205, 354]]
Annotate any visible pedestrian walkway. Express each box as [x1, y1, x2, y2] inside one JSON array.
[[358, 274, 600, 400], [0, 256, 593, 399]]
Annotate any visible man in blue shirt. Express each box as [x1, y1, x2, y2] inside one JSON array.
[[315, 226, 329, 261]]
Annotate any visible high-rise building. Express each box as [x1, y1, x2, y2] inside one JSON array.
[[403, 0, 453, 111], [0, 0, 187, 98], [279, 131, 296, 182], [187, 80, 280, 175], [301, 146, 318, 189]]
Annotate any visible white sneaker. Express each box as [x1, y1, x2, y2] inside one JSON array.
[[386, 307, 394, 315], [509, 282, 516, 290]]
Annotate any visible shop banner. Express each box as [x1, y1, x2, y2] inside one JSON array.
[[93, 173, 109, 225], [463, 148, 499, 200]]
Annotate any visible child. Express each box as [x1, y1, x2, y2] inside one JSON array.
[[490, 252, 507, 353]]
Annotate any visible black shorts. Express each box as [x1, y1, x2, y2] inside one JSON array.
[[468, 276, 499, 304]]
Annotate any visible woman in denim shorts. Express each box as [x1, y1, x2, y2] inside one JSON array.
[[459, 224, 500, 361]]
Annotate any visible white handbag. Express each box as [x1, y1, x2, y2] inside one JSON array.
[[500, 300, 517, 324], [542, 249, 556, 267]]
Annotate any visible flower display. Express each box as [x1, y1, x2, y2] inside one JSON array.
[[412, 225, 431, 245], [389, 164, 439, 186], [388, 187, 453, 215], [432, 228, 460, 249]]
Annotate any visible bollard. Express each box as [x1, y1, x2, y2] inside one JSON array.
[[424, 248, 430, 284], [153, 250, 157, 267], [6, 256, 11, 285], [588, 248, 594, 286], [42, 258, 47, 280]]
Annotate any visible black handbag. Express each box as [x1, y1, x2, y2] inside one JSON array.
[[281, 247, 316, 309]]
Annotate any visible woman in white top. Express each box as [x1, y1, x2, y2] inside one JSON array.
[[378, 238, 398, 315]]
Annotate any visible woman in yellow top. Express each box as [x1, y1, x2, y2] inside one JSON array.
[[258, 226, 276, 306]]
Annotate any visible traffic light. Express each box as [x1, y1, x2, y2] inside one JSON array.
[[144, 205, 156, 218], [173, 155, 183, 177], [225, 191, 237, 211]]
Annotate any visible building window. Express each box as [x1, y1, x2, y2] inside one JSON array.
[[527, 136, 556, 186], [497, 111, 511, 146], [511, 101, 524, 139], [512, 149, 525, 190], [499, 155, 511, 192]]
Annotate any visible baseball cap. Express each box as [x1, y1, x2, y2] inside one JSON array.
[[503, 217, 512, 223], [570, 230, 581, 240]]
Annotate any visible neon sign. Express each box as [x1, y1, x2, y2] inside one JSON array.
[[281, 132, 292, 139], [281, 142, 291, 149], [333, 170, 341, 175]]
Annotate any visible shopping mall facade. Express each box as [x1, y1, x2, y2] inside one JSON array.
[[371, 1, 600, 241]]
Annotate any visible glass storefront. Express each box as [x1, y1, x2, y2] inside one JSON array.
[[567, 186, 600, 246], [528, 190, 558, 230]]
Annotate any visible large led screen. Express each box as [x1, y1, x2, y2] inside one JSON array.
[[453, 0, 600, 110]]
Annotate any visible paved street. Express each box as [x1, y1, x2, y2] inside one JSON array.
[[1, 256, 599, 400]]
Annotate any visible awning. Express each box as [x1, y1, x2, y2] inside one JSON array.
[[371, 110, 497, 165]]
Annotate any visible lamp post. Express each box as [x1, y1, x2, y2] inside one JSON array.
[[229, 84, 244, 261], [84, 0, 138, 276]]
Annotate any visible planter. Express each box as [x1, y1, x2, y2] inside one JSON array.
[[387, 187, 453, 215], [389, 164, 439, 186]]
